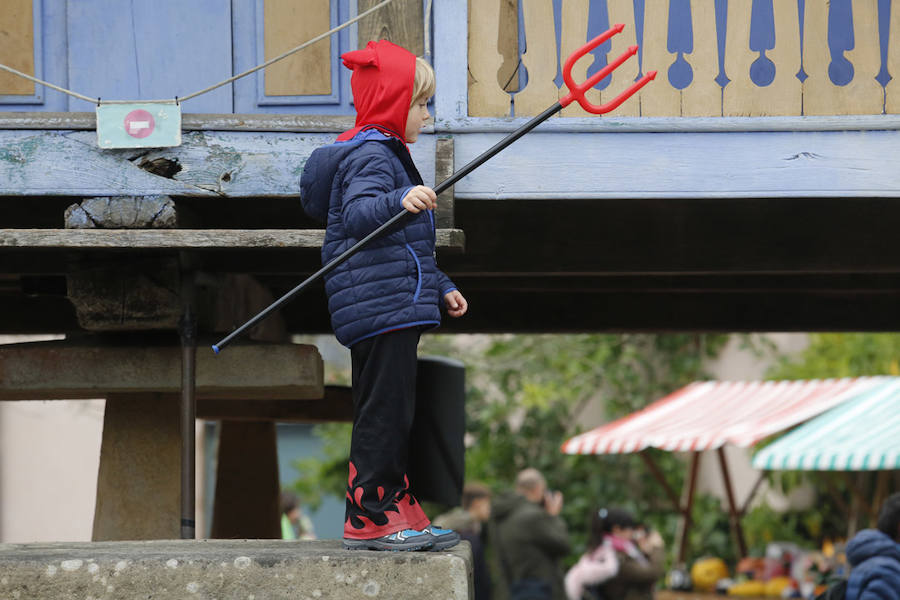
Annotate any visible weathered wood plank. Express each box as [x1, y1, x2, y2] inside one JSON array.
[[890, 7, 900, 114], [357, 0, 423, 55], [516, 0, 558, 117], [197, 386, 353, 422], [0, 341, 323, 400], [724, 0, 802, 116], [264, 0, 331, 96], [640, 1, 678, 117], [0, 0, 34, 96], [433, 0, 469, 121], [0, 112, 357, 132], [0, 228, 466, 250], [602, 0, 640, 118], [467, 0, 511, 117], [434, 137, 455, 228], [803, 0, 883, 116], [451, 129, 900, 199], [558, 0, 594, 118], [0, 130, 437, 197], [64, 196, 177, 228]]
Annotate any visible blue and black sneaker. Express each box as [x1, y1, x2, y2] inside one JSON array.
[[343, 529, 434, 551], [422, 525, 460, 551]]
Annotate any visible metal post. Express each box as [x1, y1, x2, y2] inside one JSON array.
[[179, 266, 197, 539]]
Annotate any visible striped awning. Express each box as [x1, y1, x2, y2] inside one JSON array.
[[752, 378, 900, 471], [561, 377, 889, 455]]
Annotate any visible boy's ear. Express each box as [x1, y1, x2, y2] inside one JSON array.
[[342, 41, 380, 70]]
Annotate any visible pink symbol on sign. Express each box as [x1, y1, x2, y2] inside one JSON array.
[[124, 109, 155, 139]]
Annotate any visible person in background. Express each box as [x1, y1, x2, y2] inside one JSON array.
[[843, 492, 900, 600], [435, 482, 494, 600], [590, 507, 664, 600], [492, 468, 571, 600], [280, 490, 316, 541], [564, 508, 621, 599]]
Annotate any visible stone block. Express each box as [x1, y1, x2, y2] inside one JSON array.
[[0, 540, 473, 599]]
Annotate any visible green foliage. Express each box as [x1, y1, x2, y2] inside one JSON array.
[[768, 333, 900, 380], [290, 422, 351, 512]]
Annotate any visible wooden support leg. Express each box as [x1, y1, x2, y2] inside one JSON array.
[[676, 452, 701, 565], [210, 421, 281, 539], [717, 447, 748, 559], [93, 393, 181, 540]]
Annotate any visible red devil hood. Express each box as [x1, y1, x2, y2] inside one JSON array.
[[337, 40, 415, 143]]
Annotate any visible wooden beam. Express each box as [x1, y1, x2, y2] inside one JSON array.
[[0, 340, 323, 401], [0, 112, 356, 132], [451, 129, 900, 199], [0, 228, 465, 251], [197, 386, 353, 422], [0, 130, 437, 197]]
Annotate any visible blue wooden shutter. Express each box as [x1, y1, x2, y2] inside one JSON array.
[[66, 0, 233, 113]]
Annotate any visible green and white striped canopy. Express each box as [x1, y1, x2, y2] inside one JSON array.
[[752, 378, 900, 471]]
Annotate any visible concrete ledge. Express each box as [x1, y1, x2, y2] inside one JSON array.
[[0, 341, 323, 400], [0, 539, 473, 600]]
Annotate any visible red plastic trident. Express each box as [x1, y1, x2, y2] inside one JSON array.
[[561, 23, 657, 114], [213, 24, 655, 354]]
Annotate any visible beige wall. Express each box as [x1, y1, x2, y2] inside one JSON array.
[[0, 399, 104, 543]]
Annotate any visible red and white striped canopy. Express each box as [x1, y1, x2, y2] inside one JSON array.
[[561, 377, 888, 455]]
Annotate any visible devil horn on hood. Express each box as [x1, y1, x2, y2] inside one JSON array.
[[341, 41, 380, 71]]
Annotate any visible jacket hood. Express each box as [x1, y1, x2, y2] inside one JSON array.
[[847, 529, 900, 566], [299, 129, 401, 223], [491, 491, 531, 522], [337, 40, 415, 143]]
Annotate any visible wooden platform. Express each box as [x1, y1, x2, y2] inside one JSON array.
[[0, 228, 466, 250]]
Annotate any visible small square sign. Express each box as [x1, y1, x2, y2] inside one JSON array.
[[96, 102, 182, 149]]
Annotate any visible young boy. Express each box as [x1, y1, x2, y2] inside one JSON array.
[[299, 40, 467, 551]]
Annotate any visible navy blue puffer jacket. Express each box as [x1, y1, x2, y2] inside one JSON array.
[[846, 529, 900, 600], [300, 129, 456, 347]]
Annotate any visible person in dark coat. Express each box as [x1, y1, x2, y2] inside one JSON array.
[[844, 492, 900, 600], [493, 468, 571, 600], [300, 40, 467, 551], [435, 483, 494, 600]]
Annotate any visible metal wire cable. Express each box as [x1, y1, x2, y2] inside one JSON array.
[[0, 0, 396, 105]]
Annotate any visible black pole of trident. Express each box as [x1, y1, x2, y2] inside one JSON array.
[[212, 25, 655, 354]]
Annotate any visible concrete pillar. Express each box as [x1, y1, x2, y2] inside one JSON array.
[[210, 421, 281, 539], [92, 393, 181, 540]]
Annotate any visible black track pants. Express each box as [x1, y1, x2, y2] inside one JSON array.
[[343, 327, 429, 538]]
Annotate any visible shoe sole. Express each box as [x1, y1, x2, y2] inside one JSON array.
[[429, 539, 460, 551], [428, 535, 461, 551], [342, 538, 434, 552]]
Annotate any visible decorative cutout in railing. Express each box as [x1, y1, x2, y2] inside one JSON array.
[[468, 0, 898, 117]]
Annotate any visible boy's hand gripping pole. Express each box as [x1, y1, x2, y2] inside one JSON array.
[[212, 24, 654, 354]]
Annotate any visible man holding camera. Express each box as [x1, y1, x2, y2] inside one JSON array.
[[493, 468, 572, 600]]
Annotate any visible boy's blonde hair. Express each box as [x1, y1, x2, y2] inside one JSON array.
[[412, 57, 435, 104]]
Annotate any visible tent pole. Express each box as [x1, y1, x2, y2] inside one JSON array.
[[739, 471, 766, 516], [676, 451, 701, 565], [716, 447, 748, 559], [639, 451, 682, 512], [871, 470, 889, 527], [822, 472, 851, 516]]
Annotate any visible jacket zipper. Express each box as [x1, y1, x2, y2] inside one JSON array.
[[405, 243, 423, 302]]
